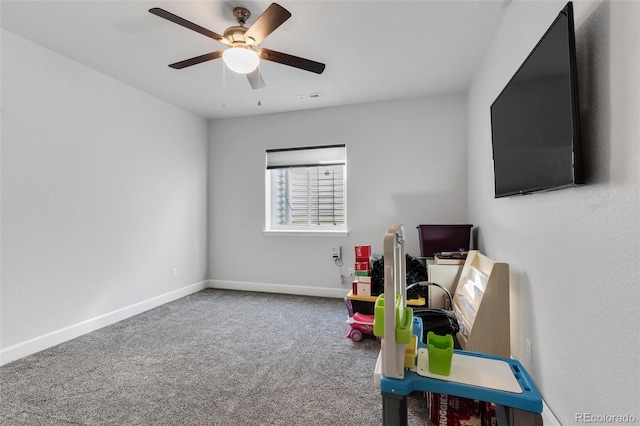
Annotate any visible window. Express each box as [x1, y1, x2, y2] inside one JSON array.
[[265, 144, 347, 234]]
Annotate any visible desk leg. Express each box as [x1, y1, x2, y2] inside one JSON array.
[[382, 392, 408, 426]]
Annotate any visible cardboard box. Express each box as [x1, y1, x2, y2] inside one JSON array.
[[355, 261, 370, 271], [426, 392, 482, 426], [354, 245, 371, 261], [356, 282, 371, 297], [483, 402, 497, 426], [356, 276, 371, 284], [352, 281, 359, 295]]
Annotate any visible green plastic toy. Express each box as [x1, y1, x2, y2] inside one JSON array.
[[373, 294, 413, 344], [427, 332, 454, 376]]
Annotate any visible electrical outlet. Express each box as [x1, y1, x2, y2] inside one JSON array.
[[172, 268, 178, 279], [332, 246, 342, 260], [525, 338, 532, 363]]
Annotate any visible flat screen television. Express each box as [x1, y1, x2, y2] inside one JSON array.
[[490, 2, 583, 198]]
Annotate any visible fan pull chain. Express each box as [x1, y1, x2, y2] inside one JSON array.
[[222, 63, 227, 108], [257, 62, 262, 107]]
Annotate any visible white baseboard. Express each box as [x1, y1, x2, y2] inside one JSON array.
[[541, 398, 562, 426], [0, 281, 208, 366], [207, 279, 348, 299]]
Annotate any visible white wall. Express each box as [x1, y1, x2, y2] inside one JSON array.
[[0, 30, 209, 363], [208, 96, 468, 295], [467, 1, 639, 423]]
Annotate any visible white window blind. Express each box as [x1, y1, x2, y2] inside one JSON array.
[[266, 144, 346, 169], [266, 145, 346, 232]]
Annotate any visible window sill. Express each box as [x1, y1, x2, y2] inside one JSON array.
[[263, 229, 349, 237]]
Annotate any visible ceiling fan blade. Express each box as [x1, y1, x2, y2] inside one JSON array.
[[257, 48, 325, 74], [246, 68, 266, 90], [169, 51, 224, 69], [149, 8, 228, 44], [244, 3, 291, 44]]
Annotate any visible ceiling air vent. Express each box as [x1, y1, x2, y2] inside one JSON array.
[[298, 92, 321, 100]]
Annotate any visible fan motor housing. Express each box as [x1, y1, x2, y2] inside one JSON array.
[[224, 25, 251, 44]]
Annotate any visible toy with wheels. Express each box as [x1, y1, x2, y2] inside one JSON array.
[[345, 297, 380, 342]]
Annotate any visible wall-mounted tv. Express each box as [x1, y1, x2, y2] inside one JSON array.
[[490, 2, 583, 198]]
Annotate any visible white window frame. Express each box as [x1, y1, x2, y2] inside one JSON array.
[[264, 144, 348, 236]]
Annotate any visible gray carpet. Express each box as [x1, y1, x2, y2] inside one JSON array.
[[0, 289, 430, 425]]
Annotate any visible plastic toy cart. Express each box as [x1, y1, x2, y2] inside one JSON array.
[[373, 225, 543, 426], [345, 296, 380, 342]]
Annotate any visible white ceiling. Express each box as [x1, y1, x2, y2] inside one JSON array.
[[1, 0, 509, 120]]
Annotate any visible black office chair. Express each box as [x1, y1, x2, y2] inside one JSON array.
[[407, 281, 459, 339]]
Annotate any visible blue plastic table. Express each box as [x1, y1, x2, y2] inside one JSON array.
[[379, 318, 542, 425]]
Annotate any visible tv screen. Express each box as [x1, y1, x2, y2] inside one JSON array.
[[490, 2, 583, 198]]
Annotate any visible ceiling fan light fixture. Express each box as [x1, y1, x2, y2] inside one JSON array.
[[222, 46, 259, 74]]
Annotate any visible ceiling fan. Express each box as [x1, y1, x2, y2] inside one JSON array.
[[149, 3, 325, 89]]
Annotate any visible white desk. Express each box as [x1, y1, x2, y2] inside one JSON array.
[[426, 259, 462, 308]]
